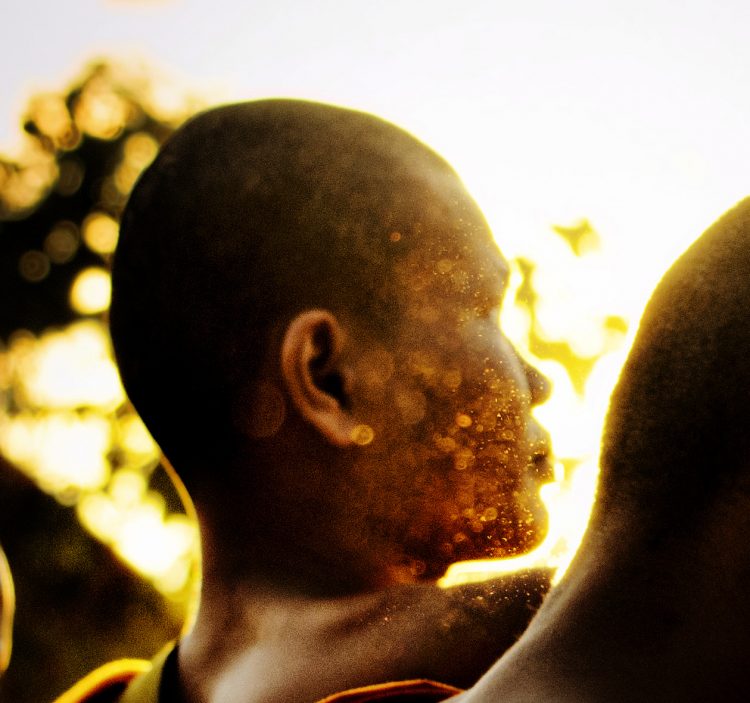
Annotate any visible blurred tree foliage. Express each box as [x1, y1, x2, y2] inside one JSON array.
[[0, 457, 180, 703], [0, 61, 197, 336], [0, 61, 201, 702]]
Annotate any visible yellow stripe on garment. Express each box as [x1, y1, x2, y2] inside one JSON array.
[[0, 547, 14, 673], [52, 659, 151, 703]]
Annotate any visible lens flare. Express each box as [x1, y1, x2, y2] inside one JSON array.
[[70, 267, 112, 314]]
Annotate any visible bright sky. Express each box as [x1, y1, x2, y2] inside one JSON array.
[[0, 0, 747, 328], [4, 0, 750, 295]]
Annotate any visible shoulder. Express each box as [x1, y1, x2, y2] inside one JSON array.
[[51, 659, 152, 703], [53, 644, 176, 703]]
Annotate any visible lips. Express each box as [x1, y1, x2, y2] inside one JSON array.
[[529, 452, 555, 483], [527, 421, 554, 483]]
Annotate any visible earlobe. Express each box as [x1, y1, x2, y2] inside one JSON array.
[[280, 309, 358, 447]]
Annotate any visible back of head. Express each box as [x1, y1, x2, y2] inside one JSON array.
[[597, 197, 750, 536], [110, 99, 485, 492]]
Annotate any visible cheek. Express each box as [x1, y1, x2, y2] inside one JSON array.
[[364, 328, 528, 456], [447, 357, 526, 440]]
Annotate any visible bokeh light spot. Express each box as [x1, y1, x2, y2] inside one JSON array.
[[18, 250, 50, 282], [351, 424, 375, 446], [44, 222, 80, 263], [119, 414, 158, 455], [83, 212, 119, 254], [70, 267, 111, 314]]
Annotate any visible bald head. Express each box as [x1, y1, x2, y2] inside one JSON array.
[[598, 197, 750, 534], [110, 99, 493, 489]]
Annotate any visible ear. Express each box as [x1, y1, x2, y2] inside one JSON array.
[[280, 309, 358, 447]]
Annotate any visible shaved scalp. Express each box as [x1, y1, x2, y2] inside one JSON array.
[[598, 197, 750, 533], [109, 100, 490, 485]]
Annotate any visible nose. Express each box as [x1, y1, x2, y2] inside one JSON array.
[[523, 359, 551, 407]]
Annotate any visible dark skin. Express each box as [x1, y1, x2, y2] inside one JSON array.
[[177, 198, 553, 702], [180, 571, 550, 703], [455, 197, 750, 703]]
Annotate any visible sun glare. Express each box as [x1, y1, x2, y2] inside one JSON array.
[[0, 320, 198, 597], [70, 267, 112, 315], [441, 217, 637, 587]]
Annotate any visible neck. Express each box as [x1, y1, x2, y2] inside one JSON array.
[[179, 573, 390, 703], [466, 511, 750, 703], [178, 550, 552, 703]]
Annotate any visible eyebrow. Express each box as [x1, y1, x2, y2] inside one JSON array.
[[481, 240, 509, 275], [473, 255, 509, 310], [489, 253, 510, 297], [496, 258, 510, 290]]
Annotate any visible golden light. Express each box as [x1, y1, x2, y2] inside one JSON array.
[[109, 468, 148, 508], [0, 65, 203, 603], [82, 212, 119, 255], [0, 316, 199, 597], [0, 546, 13, 673], [0, 157, 58, 214], [441, 219, 635, 588], [77, 477, 198, 596], [69, 267, 112, 314], [113, 132, 159, 195], [0, 412, 111, 499], [124, 132, 159, 169], [14, 321, 124, 411], [27, 94, 79, 150], [118, 414, 159, 455], [72, 78, 131, 140]]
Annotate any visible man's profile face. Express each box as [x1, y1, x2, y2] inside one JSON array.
[[353, 221, 552, 581]]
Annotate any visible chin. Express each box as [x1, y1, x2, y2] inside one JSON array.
[[511, 496, 550, 555], [407, 504, 549, 581]]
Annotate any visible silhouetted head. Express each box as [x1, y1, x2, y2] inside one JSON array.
[[110, 99, 551, 591], [598, 197, 750, 541]]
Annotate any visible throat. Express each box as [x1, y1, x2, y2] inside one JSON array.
[[177, 583, 393, 703]]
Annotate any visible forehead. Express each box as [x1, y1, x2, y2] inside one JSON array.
[[384, 163, 510, 312], [433, 227, 509, 298], [389, 225, 510, 328], [427, 178, 509, 293], [457, 237, 509, 312], [472, 240, 509, 290]]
